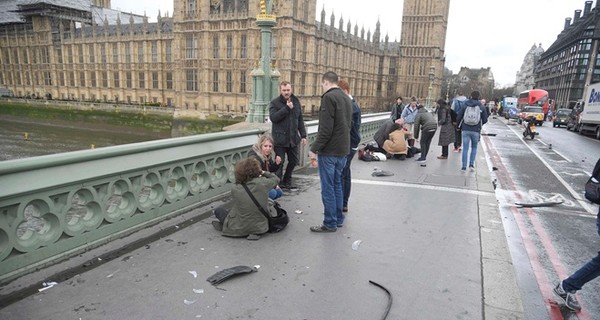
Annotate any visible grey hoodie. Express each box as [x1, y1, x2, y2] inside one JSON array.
[[451, 95, 467, 113]]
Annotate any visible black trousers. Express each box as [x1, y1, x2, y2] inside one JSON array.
[[419, 129, 436, 160], [441, 145, 449, 157], [454, 128, 462, 149], [274, 145, 299, 184]]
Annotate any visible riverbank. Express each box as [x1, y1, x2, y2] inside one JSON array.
[[0, 100, 245, 136]]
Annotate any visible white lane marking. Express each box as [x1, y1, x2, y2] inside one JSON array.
[[293, 174, 493, 196], [535, 139, 571, 162], [507, 126, 596, 215]]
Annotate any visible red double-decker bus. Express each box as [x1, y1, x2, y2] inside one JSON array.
[[518, 89, 550, 115]]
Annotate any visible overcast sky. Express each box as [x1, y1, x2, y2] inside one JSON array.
[[112, 0, 591, 87]]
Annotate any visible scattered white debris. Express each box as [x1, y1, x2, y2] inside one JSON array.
[[38, 282, 58, 292], [184, 299, 197, 305], [254, 265, 261, 269], [193, 289, 204, 294], [294, 210, 302, 214], [106, 270, 120, 278], [188, 271, 198, 278], [352, 240, 363, 250]]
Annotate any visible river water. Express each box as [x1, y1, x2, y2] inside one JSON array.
[[0, 117, 171, 161]]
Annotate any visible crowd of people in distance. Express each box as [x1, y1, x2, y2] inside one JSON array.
[[365, 90, 488, 170]]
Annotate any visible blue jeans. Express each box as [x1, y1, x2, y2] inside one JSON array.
[[461, 130, 480, 168], [342, 150, 356, 208], [269, 188, 283, 200], [318, 155, 346, 229], [563, 211, 600, 291]]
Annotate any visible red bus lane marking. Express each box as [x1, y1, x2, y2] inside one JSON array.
[[482, 136, 592, 319]]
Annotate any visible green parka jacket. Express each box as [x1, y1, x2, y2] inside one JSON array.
[[222, 172, 279, 237]]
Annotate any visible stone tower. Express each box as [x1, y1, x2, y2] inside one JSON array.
[[398, 0, 450, 102]]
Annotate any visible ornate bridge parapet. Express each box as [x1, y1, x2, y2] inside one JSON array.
[[0, 113, 389, 282]]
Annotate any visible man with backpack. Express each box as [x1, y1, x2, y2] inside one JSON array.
[[456, 91, 488, 172], [451, 92, 467, 152]]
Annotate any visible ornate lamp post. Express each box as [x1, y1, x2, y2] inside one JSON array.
[[427, 65, 435, 112], [247, 0, 279, 123]]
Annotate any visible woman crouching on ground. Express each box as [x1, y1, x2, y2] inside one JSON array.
[[212, 157, 279, 240]]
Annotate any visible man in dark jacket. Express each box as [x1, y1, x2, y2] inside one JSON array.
[[269, 81, 307, 189], [390, 96, 403, 122], [309, 71, 352, 232], [413, 104, 437, 166]]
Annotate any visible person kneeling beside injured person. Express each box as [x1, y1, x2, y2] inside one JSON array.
[[383, 119, 408, 160]]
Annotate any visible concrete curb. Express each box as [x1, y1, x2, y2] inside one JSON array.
[[478, 141, 525, 319]]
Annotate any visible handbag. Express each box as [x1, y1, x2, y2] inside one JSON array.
[[584, 176, 600, 204], [241, 184, 289, 232]]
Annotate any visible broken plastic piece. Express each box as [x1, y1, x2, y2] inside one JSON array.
[[206, 265, 258, 285], [184, 299, 197, 305], [193, 288, 204, 294], [294, 210, 302, 214], [352, 240, 363, 250], [372, 170, 394, 177], [189, 271, 198, 278], [38, 282, 58, 292], [369, 280, 393, 320]]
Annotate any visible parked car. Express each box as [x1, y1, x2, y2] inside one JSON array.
[[553, 108, 571, 127], [518, 106, 544, 125], [503, 106, 519, 120]]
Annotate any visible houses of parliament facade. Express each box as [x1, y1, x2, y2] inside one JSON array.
[[0, 0, 449, 115]]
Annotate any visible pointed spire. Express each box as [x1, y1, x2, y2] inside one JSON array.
[[367, 29, 371, 42], [354, 23, 358, 36], [347, 20, 351, 33], [330, 10, 335, 27], [339, 15, 343, 30], [321, 5, 326, 25], [103, 14, 108, 27], [373, 19, 381, 43], [361, 26, 365, 39]]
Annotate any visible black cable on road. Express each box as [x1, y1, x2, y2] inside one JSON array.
[[369, 280, 392, 320]]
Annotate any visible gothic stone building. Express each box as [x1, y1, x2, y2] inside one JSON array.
[[0, 0, 449, 116]]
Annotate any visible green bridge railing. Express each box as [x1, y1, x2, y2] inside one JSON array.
[[0, 112, 389, 282]]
